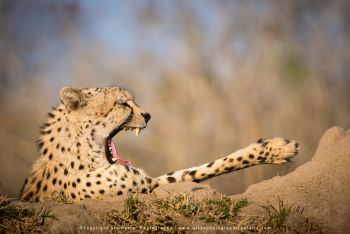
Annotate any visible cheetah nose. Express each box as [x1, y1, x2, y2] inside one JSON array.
[[142, 112, 151, 123]]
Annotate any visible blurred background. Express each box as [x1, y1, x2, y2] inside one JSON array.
[[0, 0, 349, 197]]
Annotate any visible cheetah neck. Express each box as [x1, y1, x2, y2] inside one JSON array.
[[37, 105, 108, 170]]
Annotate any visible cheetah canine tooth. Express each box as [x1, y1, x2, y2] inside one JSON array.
[[135, 128, 140, 136]]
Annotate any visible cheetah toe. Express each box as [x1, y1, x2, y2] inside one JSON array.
[[261, 137, 300, 165]]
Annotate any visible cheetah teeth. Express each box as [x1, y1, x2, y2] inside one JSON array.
[[135, 128, 140, 136], [122, 127, 141, 135]]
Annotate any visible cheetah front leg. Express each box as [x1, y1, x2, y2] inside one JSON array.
[[151, 138, 299, 190]]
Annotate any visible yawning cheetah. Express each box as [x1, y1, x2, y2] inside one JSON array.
[[20, 87, 299, 203]]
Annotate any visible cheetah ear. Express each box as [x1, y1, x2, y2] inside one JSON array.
[[60, 87, 85, 110]]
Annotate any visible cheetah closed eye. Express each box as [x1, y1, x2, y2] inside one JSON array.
[[20, 86, 299, 203]]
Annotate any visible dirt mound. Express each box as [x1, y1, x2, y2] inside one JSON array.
[[1, 126, 349, 233], [230, 126, 350, 233]]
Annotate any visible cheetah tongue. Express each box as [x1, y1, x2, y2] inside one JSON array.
[[110, 140, 130, 166]]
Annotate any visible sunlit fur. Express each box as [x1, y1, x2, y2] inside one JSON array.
[[20, 86, 299, 203]]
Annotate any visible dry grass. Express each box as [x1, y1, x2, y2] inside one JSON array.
[[106, 193, 249, 233], [106, 194, 324, 233], [239, 198, 326, 234], [0, 194, 56, 233], [260, 198, 326, 233], [0, 191, 326, 234]]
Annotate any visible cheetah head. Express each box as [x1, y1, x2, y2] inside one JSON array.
[[59, 87, 151, 165]]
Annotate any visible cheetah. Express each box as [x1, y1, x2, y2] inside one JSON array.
[[20, 86, 299, 203]]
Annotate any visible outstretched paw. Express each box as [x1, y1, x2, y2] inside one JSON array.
[[257, 138, 299, 165]]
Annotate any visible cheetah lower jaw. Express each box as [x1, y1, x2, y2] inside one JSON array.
[[107, 139, 130, 166]]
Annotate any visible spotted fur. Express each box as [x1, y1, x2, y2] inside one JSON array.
[[20, 86, 299, 203]]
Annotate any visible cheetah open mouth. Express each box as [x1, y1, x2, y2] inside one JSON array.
[[105, 126, 142, 166], [106, 136, 130, 166]]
